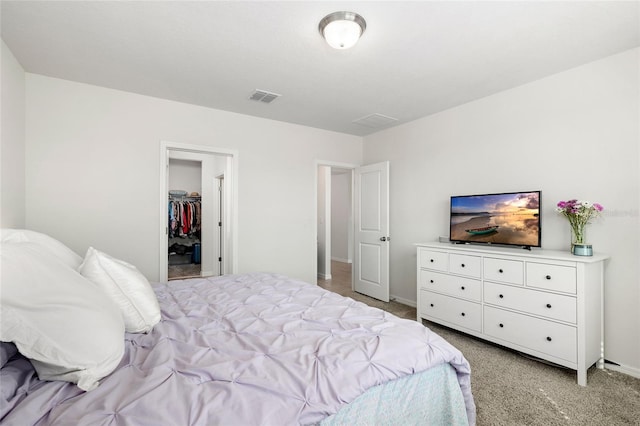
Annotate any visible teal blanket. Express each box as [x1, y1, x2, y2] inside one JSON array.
[[321, 363, 469, 425]]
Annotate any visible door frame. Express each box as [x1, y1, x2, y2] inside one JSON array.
[[314, 160, 358, 290], [215, 173, 227, 276], [160, 141, 238, 282]]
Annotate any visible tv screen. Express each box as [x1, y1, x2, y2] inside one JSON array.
[[449, 191, 541, 248]]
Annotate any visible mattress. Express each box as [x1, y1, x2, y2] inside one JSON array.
[[1, 272, 475, 425]]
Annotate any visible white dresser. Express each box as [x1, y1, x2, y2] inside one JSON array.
[[416, 242, 608, 386]]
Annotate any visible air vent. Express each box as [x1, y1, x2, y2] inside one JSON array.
[[249, 89, 281, 104], [352, 113, 399, 128]]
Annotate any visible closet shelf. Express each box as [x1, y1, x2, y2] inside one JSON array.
[[169, 195, 201, 201]]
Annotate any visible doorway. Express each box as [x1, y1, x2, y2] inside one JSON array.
[[160, 141, 238, 282], [167, 157, 203, 279], [316, 162, 356, 288], [316, 161, 390, 302]]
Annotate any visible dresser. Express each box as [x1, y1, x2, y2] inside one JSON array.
[[416, 242, 608, 386]]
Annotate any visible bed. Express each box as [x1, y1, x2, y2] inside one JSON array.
[[1, 231, 476, 425]]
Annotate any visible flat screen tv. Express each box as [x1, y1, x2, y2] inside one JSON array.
[[449, 191, 541, 248]]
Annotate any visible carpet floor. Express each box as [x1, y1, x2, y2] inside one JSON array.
[[318, 261, 640, 426]]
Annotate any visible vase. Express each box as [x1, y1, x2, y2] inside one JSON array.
[[571, 228, 593, 256]]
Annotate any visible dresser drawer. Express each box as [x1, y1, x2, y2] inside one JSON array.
[[484, 282, 577, 324], [420, 290, 482, 332], [484, 257, 524, 285], [449, 253, 481, 278], [484, 306, 577, 363], [419, 249, 448, 272], [526, 262, 577, 294], [419, 270, 482, 302]]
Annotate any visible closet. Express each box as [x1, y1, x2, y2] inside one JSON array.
[[168, 159, 203, 279], [164, 148, 233, 282]]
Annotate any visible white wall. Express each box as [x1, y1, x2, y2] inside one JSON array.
[[168, 159, 202, 195], [24, 74, 362, 284], [1, 40, 26, 228], [331, 171, 351, 263], [363, 48, 640, 374]]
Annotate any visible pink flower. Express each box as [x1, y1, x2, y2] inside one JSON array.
[[557, 199, 604, 243]]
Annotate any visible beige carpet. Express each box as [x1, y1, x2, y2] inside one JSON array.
[[318, 261, 640, 426], [427, 321, 640, 426]]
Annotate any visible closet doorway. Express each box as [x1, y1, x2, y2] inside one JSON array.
[[160, 142, 238, 282], [167, 156, 204, 279]]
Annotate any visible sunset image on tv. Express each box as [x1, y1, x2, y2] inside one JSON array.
[[450, 191, 540, 247]]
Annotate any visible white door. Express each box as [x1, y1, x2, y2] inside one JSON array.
[[354, 161, 390, 302]]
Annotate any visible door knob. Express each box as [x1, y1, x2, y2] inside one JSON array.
[[380, 236, 390, 241]]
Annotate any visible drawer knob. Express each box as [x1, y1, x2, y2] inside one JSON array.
[[499, 269, 504, 273], [461, 263, 465, 268], [546, 336, 552, 342], [430, 303, 434, 307], [546, 275, 551, 280], [461, 312, 466, 316], [499, 323, 504, 328], [430, 259, 434, 263], [461, 286, 465, 290], [499, 294, 504, 299], [430, 279, 434, 283], [546, 303, 552, 309]]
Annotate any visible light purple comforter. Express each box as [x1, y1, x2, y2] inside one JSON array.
[[1, 273, 475, 425]]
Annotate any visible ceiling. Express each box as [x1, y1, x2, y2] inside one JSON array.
[[2, 1, 639, 136]]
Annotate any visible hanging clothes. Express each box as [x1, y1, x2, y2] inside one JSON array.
[[168, 197, 201, 239]]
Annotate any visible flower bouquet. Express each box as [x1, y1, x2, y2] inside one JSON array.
[[556, 199, 603, 255]]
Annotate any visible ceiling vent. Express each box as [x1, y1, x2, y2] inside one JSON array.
[[249, 89, 281, 104], [352, 113, 398, 128]]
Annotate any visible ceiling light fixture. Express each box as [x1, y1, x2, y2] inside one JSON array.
[[319, 11, 366, 50]]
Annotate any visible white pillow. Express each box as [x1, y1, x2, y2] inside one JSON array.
[[0, 242, 125, 391], [79, 247, 160, 333], [1, 229, 83, 269]]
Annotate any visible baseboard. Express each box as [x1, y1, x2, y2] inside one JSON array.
[[605, 361, 640, 379], [390, 295, 416, 308], [317, 273, 332, 280], [331, 257, 352, 264]]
